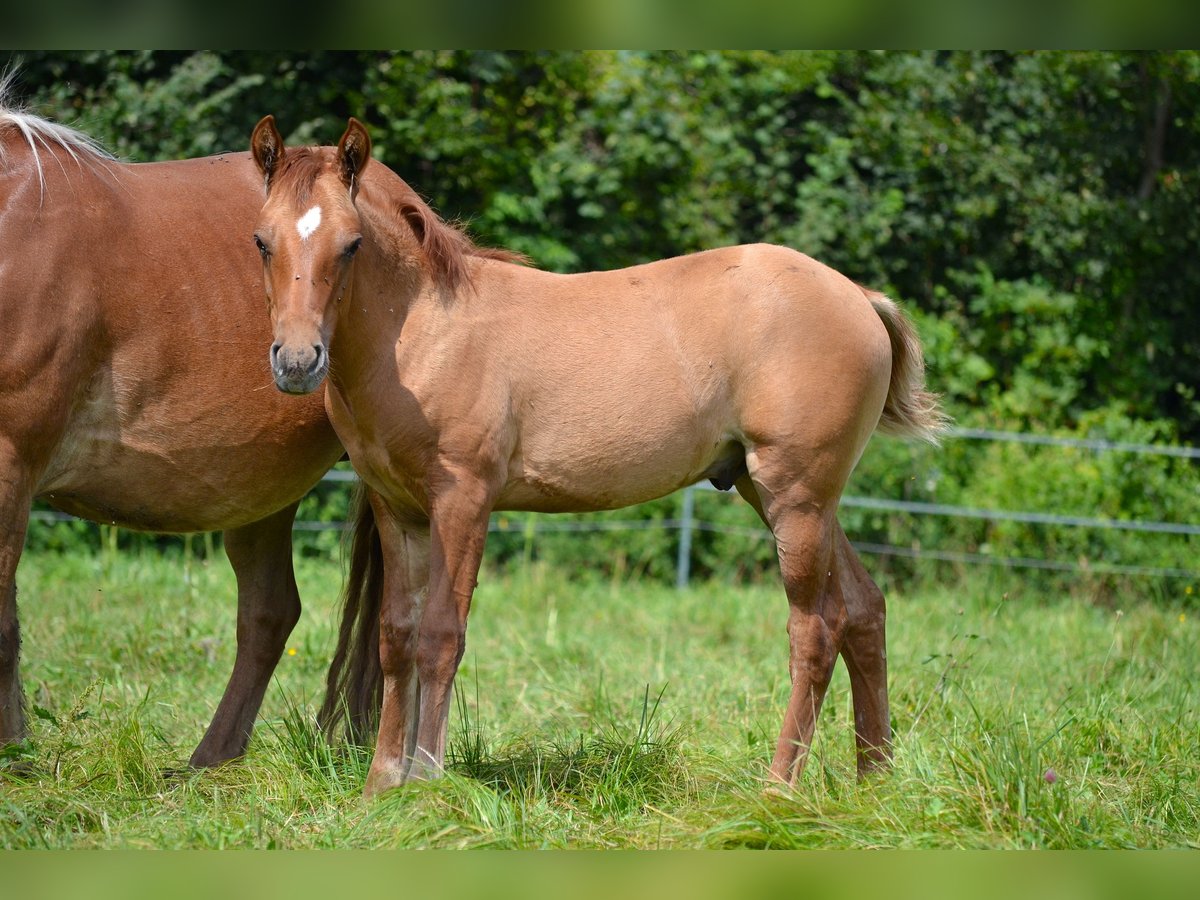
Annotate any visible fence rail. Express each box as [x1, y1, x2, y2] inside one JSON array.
[[947, 426, 1200, 459], [27, 427, 1199, 586]]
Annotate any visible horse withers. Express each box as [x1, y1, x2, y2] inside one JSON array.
[[0, 86, 380, 771], [249, 115, 947, 798]]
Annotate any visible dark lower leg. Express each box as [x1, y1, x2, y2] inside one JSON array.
[[0, 581, 23, 747], [834, 528, 891, 774], [189, 503, 301, 767], [0, 465, 31, 748]]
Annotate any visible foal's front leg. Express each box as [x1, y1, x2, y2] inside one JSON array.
[[364, 474, 492, 797], [407, 478, 493, 782], [363, 499, 431, 798]]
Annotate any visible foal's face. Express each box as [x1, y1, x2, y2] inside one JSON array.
[[253, 177, 362, 394], [250, 116, 371, 395]]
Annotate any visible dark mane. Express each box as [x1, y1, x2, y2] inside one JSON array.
[[392, 187, 529, 293]]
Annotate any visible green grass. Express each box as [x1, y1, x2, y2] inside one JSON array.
[[2, 547, 1197, 848]]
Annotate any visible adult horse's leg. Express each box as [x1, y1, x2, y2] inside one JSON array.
[[363, 497, 430, 798], [0, 445, 32, 749], [742, 452, 848, 787], [189, 502, 303, 767], [833, 527, 892, 775]]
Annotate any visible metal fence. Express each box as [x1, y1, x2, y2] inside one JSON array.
[[29, 426, 1199, 588]]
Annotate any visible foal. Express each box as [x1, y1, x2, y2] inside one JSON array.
[[249, 116, 945, 798]]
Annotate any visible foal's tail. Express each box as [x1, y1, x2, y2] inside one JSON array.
[[861, 287, 950, 444], [318, 482, 384, 744]]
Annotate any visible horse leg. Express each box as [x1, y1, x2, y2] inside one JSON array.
[[189, 502, 302, 767], [740, 472, 888, 779], [384, 476, 491, 791], [742, 452, 848, 787], [833, 526, 892, 775], [770, 508, 846, 785], [0, 443, 32, 749], [363, 498, 430, 798]]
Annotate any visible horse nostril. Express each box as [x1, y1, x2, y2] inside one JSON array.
[[312, 344, 325, 370], [270, 342, 281, 366]]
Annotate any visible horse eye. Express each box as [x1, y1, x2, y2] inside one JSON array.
[[254, 235, 269, 258], [344, 237, 363, 259]]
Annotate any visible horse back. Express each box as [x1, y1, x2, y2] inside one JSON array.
[[449, 244, 893, 512]]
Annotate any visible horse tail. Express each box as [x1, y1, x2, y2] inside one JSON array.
[[861, 287, 950, 444], [318, 481, 383, 744]]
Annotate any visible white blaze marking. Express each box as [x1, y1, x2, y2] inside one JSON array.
[[296, 205, 322, 240]]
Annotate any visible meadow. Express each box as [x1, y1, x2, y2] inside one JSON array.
[[1, 544, 1197, 849]]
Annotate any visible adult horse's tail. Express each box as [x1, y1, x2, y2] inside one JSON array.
[[861, 287, 949, 444], [318, 483, 384, 744]]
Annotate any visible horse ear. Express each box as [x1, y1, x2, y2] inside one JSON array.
[[336, 118, 371, 192], [251, 115, 286, 192]]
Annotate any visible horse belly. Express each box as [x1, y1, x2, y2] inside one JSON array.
[[500, 413, 737, 514], [42, 448, 324, 533], [37, 377, 338, 533]]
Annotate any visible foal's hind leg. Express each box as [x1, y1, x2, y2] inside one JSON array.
[[738, 476, 890, 778], [189, 502, 303, 767], [740, 456, 848, 786], [770, 508, 846, 785], [833, 527, 892, 775]]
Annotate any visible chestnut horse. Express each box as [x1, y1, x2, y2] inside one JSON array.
[[250, 116, 946, 798], [0, 87, 387, 769]]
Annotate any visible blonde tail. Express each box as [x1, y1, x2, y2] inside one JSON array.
[[861, 287, 950, 444]]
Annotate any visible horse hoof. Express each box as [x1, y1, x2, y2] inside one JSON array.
[[363, 767, 408, 799]]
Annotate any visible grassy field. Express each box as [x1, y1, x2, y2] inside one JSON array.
[[1, 545, 1197, 849]]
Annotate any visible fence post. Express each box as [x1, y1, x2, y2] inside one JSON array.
[[676, 485, 695, 589]]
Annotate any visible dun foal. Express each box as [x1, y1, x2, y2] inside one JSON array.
[[249, 117, 945, 798]]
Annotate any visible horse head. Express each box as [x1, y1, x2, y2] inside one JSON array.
[[250, 115, 370, 394]]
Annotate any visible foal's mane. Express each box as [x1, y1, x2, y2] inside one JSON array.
[[391, 189, 529, 293], [0, 68, 116, 198], [275, 143, 528, 293]]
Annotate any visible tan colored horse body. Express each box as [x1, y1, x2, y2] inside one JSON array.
[[251, 118, 945, 797], [0, 97, 352, 766]]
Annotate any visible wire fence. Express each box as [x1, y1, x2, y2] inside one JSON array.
[[28, 426, 1199, 587]]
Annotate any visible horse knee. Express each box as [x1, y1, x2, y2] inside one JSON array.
[[416, 626, 465, 683], [379, 618, 418, 675], [240, 592, 300, 639]]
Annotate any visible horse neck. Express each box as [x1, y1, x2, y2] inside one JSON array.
[[330, 207, 436, 377]]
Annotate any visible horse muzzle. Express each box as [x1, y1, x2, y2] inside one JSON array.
[[271, 341, 328, 394]]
